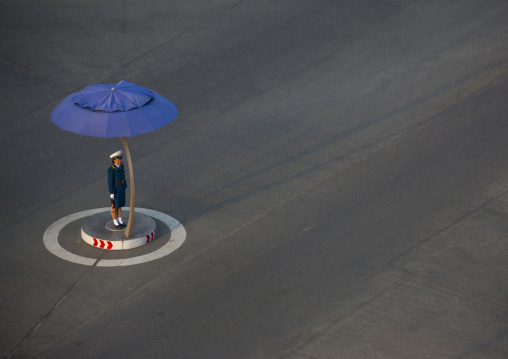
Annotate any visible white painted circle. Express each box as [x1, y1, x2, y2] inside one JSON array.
[[43, 207, 186, 267]]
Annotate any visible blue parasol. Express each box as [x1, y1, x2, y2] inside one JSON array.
[[51, 80, 179, 238], [51, 80, 179, 138]]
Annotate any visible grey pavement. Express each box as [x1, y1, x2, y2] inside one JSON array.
[[1, 0, 507, 358]]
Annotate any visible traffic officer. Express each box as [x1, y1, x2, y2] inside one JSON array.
[[108, 150, 128, 230]]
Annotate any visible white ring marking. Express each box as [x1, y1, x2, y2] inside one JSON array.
[[43, 208, 186, 267]]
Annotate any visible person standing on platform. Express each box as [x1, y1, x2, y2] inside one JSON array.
[[108, 150, 128, 230]]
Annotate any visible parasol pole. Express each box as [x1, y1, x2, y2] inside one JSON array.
[[122, 137, 135, 239]]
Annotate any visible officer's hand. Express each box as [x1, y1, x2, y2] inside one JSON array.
[[110, 194, 114, 200]]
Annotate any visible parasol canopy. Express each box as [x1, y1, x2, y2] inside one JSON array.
[[50, 80, 179, 138]]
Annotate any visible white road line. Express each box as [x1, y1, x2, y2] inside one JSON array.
[[43, 208, 186, 266]]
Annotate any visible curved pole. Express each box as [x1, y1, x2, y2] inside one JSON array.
[[122, 137, 135, 239]]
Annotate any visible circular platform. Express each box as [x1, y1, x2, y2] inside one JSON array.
[[81, 211, 156, 250]]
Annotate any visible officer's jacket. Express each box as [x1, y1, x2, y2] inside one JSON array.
[[108, 164, 127, 194]]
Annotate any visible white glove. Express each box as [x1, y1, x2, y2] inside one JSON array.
[[110, 194, 114, 199]]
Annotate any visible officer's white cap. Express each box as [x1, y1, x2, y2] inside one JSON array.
[[110, 150, 123, 159]]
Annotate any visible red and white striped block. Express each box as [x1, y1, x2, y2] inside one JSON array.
[[81, 226, 157, 251]]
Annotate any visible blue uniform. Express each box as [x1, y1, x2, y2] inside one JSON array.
[[108, 164, 127, 208]]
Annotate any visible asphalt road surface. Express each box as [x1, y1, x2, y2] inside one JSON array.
[[1, 0, 507, 358]]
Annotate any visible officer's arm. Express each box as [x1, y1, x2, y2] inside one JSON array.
[[108, 167, 115, 194]]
